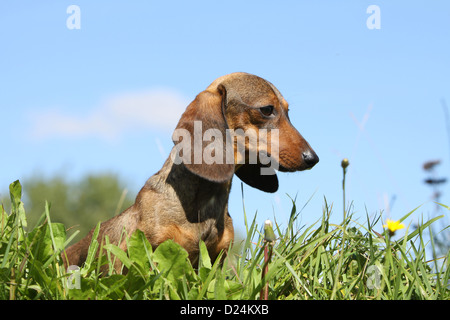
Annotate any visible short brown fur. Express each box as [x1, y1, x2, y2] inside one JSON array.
[[62, 72, 318, 272]]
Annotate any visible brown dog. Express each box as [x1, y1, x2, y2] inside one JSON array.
[[62, 72, 318, 271]]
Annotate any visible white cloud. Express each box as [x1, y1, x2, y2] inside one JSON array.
[[28, 88, 188, 141]]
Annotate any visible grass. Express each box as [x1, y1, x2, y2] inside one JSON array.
[[1, 169, 449, 300]]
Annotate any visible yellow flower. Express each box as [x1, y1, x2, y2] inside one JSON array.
[[383, 219, 405, 236]]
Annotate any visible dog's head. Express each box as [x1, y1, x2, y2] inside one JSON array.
[[172, 72, 319, 192]]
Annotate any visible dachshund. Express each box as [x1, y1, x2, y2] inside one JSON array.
[[62, 72, 319, 272]]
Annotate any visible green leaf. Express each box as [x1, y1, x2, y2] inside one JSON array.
[[43, 202, 66, 254], [152, 240, 191, 282], [436, 202, 449, 210], [42, 223, 66, 268], [103, 243, 132, 269], [9, 180, 27, 229], [398, 205, 421, 223], [83, 222, 101, 270], [98, 275, 127, 299], [197, 250, 224, 300], [223, 280, 245, 300], [9, 180, 22, 206], [27, 222, 66, 264], [198, 240, 211, 270], [127, 229, 153, 271], [398, 215, 444, 243], [214, 271, 226, 300]]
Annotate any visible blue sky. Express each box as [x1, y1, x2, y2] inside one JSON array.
[[1, 1, 449, 238]]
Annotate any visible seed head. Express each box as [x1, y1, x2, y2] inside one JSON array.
[[341, 158, 349, 169], [264, 219, 276, 243]]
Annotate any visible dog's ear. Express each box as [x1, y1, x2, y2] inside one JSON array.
[[235, 164, 279, 193], [172, 85, 234, 183]]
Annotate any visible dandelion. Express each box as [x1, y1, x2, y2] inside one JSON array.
[[341, 158, 349, 170], [383, 219, 405, 236], [264, 219, 276, 243]]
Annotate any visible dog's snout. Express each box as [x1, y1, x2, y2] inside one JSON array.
[[302, 150, 319, 169]]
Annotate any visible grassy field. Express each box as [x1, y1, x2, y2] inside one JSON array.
[[1, 172, 449, 300]]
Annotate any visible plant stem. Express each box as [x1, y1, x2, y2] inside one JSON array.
[[343, 173, 346, 220], [260, 241, 273, 300], [331, 160, 349, 299], [10, 267, 16, 300]]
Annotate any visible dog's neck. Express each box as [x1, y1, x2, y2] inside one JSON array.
[[145, 155, 232, 223]]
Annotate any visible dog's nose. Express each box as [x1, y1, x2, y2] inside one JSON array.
[[302, 150, 319, 169]]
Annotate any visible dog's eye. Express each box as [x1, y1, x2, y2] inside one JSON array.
[[259, 105, 274, 117]]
